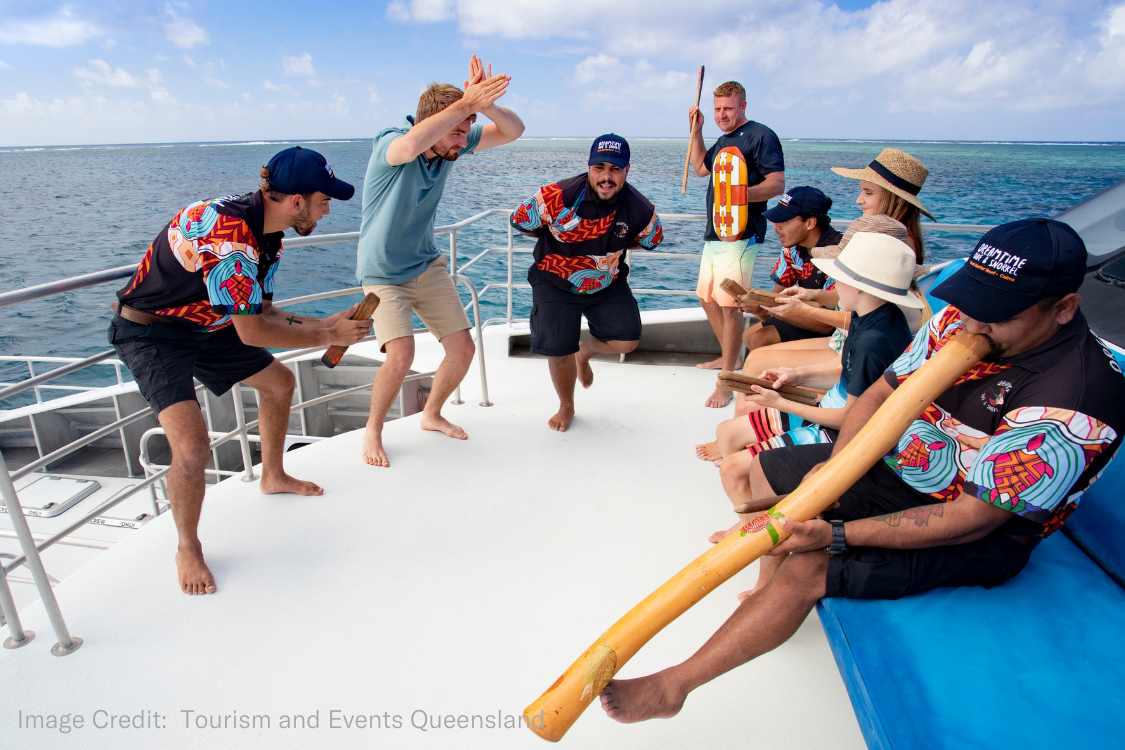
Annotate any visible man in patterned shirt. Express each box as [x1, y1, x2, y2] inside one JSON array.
[[111, 147, 373, 596], [510, 135, 663, 431], [599, 218, 1125, 724]]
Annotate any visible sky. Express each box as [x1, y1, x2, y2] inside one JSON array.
[[1, 0, 1124, 146]]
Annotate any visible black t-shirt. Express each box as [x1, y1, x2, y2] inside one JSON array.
[[840, 302, 912, 397], [703, 121, 785, 244], [511, 174, 662, 295]]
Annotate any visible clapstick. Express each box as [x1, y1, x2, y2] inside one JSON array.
[[320, 292, 380, 368], [717, 371, 820, 406], [523, 331, 993, 741]]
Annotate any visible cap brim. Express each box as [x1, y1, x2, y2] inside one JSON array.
[[812, 258, 924, 308], [589, 156, 629, 169], [763, 205, 799, 223], [322, 177, 355, 201], [931, 269, 1038, 323], [830, 166, 935, 221]]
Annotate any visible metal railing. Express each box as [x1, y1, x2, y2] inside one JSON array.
[[0, 208, 994, 656]]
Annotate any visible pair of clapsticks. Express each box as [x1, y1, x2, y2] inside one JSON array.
[[720, 278, 822, 322], [320, 292, 381, 368], [716, 370, 820, 406]]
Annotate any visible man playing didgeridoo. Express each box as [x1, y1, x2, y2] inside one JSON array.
[[600, 219, 1125, 723], [687, 81, 785, 408], [510, 135, 663, 431], [357, 55, 524, 466], [110, 147, 373, 594]]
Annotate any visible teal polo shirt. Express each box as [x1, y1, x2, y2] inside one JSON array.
[[356, 116, 483, 286]]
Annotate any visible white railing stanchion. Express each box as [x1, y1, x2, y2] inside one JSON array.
[[449, 228, 458, 275], [0, 449, 82, 655], [0, 564, 34, 649], [455, 275, 492, 407], [507, 220, 515, 324], [230, 383, 258, 482]]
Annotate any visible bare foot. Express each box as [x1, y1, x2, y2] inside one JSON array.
[[695, 440, 722, 462], [176, 545, 216, 595], [695, 357, 723, 370], [259, 472, 324, 496], [549, 405, 574, 432], [362, 427, 390, 467], [576, 342, 594, 389], [420, 412, 468, 440], [707, 521, 741, 544], [736, 587, 763, 604], [705, 387, 732, 408], [599, 671, 687, 724]]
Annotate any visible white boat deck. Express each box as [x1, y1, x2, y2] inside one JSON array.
[[2, 350, 863, 749]]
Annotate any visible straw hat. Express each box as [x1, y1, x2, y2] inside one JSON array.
[[812, 233, 923, 308], [831, 148, 935, 221], [811, 214, 909, 259]]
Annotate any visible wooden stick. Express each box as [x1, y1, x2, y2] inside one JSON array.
[[320, 292, 380, 368], [681, 65, 705, 195], [717, 373, 820, 405], [523, 331, 993, 742]]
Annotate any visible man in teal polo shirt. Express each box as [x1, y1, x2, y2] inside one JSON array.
[[357, 55, 524, 467]]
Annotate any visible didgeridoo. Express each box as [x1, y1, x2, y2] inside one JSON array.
[[523, 330, 991, 741], [320, 292, 380, 368], [681, 66, 705, 195], [717, 371, 819, 406]]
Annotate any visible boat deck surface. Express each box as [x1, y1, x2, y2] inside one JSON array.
[[2, 353, 863, 749]]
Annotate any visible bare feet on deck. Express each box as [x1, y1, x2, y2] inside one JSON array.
[[695, 357, 724, 370], [705, 387, 733, 408], [176, 545, 216, 595], [259, 472, 324, 496], [707, 520, 741, 544], [420, 412, 468, 440], [576, 342, 595, 388], [599, 671, 687, 724], [362, 428, 390, 467], [695, 440, 722, 463], [549, 405, 574, 432]]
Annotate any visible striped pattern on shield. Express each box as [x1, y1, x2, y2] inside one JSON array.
[[712, 146, 749, 241]]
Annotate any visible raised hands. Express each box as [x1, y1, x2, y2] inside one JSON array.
[[462, 54, 510, 114]]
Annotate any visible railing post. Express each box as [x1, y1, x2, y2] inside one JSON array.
[[0, 564, 34, 649], [0, 449, 81, 655], [507, 221, 514, 324], [27, 362, 42, 404], [449, 228, 458, 276], [455, 275, 492, 407], [230, 383, 258, 482]]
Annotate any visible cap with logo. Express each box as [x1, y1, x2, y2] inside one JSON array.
[[763, 186, 833, 224], [589, 134, 630, 169], [931, 218, 1087, 323], [265, 146, 355, 201]]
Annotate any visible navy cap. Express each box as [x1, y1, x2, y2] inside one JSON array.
[[932, 218, 1087, 323], [265, 146, 355, 201], [589, 134, 630, 169], [763, 186, 833, 223]]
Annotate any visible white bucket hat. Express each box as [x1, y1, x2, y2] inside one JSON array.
[[812, 232, 923, 308]]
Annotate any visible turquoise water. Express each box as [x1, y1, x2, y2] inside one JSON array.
[[2, 138, 1124, 402]]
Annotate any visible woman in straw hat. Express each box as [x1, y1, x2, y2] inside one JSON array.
[[831, 147, 933, 263]]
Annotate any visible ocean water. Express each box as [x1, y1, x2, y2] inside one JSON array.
[[2, 137, 1124, 403]]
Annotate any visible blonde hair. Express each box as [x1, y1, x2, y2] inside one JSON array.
[[713, 81, 746, 102], [874, 187, 924, 263], [416, 82, 478, 124]]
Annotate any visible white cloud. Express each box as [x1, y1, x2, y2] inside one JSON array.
[[282, 53, 315, 77], [0, 8, 102, 47], [206, 76, 228, 89], [386, 0, 454, 23], [332, 95, 349, 117], [0, 61, 11, 70], [264, 80, 295, 94], [155, 53, 169, 62], [164, 4, 209, 49], [368, 85, 380, 103], [182, 54, 196, 69], [74, 60, 143, 88]]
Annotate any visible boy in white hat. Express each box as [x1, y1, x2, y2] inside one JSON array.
[[708, 233, 919, 552]]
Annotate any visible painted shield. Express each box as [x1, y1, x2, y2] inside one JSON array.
[[712, 146, 749, 241]]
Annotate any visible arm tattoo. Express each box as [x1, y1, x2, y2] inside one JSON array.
[[877, 505, 945, 527], [285, 315, 303, 326]]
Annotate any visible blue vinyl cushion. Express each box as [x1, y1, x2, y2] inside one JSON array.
[[818, 532, 1125, 750], [1064, 450, 1125, 586]]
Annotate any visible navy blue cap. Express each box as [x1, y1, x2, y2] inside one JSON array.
[[589, 134, 630, 169], [265, 146, 355, 201], [932, 218, 1087, 323], [763, 186, 833, 223]]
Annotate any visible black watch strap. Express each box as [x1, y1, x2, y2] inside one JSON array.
[[825, 519, 847, 555]]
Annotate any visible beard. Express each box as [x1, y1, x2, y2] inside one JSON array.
[[587, 175, 624, 202], [980, 334, 1005, 362], [291, 203, 318, 236], [434, 143, 461, 162]]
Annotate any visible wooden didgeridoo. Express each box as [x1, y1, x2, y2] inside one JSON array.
[[523, 330, 992, 742], [681, 66, 705, 195], [320, 292, 380, 368]]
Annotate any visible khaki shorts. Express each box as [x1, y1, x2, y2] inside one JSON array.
[[362, 256, 471, 351], [697, 238, 759, 307]]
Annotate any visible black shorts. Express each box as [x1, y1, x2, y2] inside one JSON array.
[[108, 316, 275, 417], [761, 316, 827, 342], [758, 444, 1034, 600], [529, 278, 642, 357]]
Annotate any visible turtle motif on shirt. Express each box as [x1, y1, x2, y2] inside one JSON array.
[[896, 434, 948, 473], [219, 259, 255, 313], [980, 433, 1055, 512]]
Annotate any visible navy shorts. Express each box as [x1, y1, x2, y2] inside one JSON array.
[[109, 316, 275, 417], [758, 444, 1033, 600], [761, 316, 827, 342], [529, 279, 642, 357]]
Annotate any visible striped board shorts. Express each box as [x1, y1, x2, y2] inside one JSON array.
[[743, 383, 847, 457]]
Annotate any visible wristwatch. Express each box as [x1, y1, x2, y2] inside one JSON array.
[[825, 520, 847, 555]]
